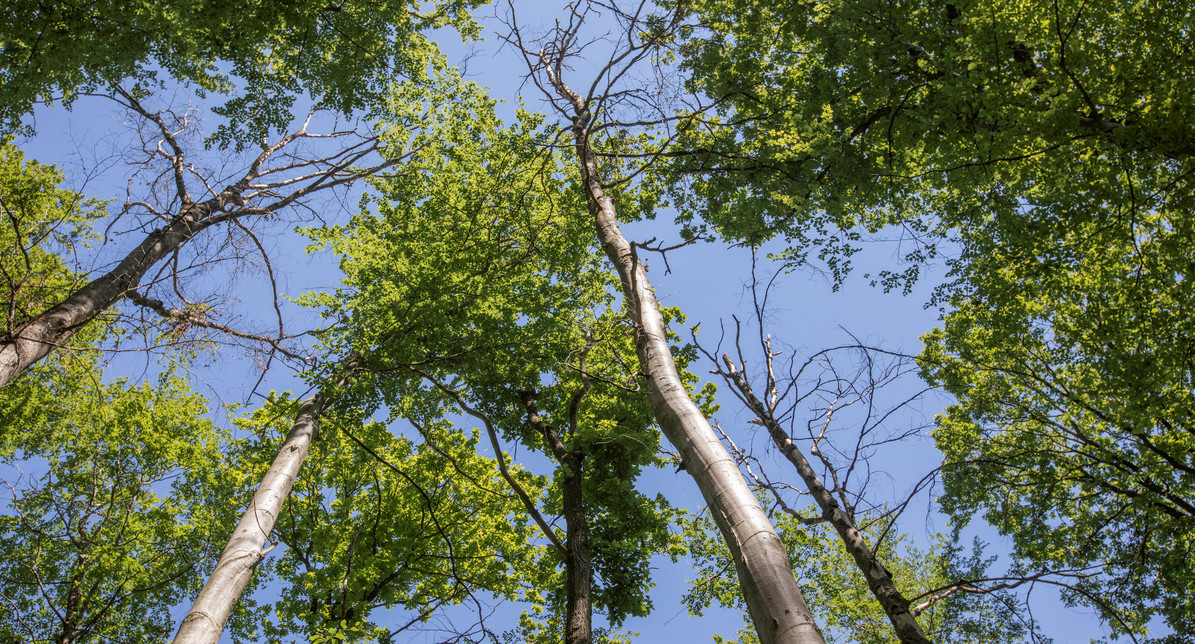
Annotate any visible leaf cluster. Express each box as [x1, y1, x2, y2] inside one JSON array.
[[0, 140, 106, 336], [0, 358, 233, 643], [672, 0, 1194, 290], [302, 74, 686, 633], [0, 0, 487, 145], [922, 201, 1195, 639]]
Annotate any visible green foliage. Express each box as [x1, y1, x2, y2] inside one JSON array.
[[0, 146, 241, 641], [303, 76, 686, 634], [299, 84, 610, 401], [0, 360, 233, 643], [681, 509, 1029, 643], [299, 81, 612, 428], [0, 0, 485, 145], [0, 139, 112, 446], [228, 397, 537, 642], [510, 306, 681, 628], [674, 0, 1194, 289], [922, 200, 1195, 640]]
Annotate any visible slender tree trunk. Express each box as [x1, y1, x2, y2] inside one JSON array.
[[560, 451, 593, 644], [0, 195, 236, 390], [173, 389, 328, 644], [54, 565, 84, 644], [722, 358, 932, 643], [522, 392, 593, 644], [544, 73, 825, 644]]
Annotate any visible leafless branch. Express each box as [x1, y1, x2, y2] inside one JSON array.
[[123, 290, 311, 364]]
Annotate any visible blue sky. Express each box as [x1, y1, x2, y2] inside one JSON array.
[[4, 1, 1133, 641]]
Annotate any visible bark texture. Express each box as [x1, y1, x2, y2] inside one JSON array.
[[523, 393, 593, 644], [0, 201, 228, 390], [722, 357, 932, 643], [560, 451, 592, 644], [54, 566, 83, 644], [173, 391, 328, 644], [545, 69, 825, 644]]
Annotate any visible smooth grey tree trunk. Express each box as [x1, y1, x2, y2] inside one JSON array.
[[0, 202, 228, 390], [173, 390, 327, 644], [545, 71, 826, 644]]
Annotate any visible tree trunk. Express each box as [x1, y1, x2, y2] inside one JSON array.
[[0, 197, 233, 390], [53, 565, 84, 644], [722, 358, 932, 643], [522, 392, 593, 644], [560, 451, 593, 644], [173, 390, 328, 644], [545, 76, 825, 644]]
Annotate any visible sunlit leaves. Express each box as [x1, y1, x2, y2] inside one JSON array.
[[922, 199, 1195, 639], [301, 78, 683, 634], [0, 141, 106, 334], [230, 398, 537, 642], [0, 364, 232, 643], [0, 0, 487, 145], [676, 0, 1195, 635], [674, 0, 1194, 290]]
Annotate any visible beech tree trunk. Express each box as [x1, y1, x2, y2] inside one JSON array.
[[521, 392, 593, 644], [545, 73, 825, 644], [173, 390, 328, 644], [722, 359, 932, 643], [0, 192, 239, 390], [54, 566, 83, 644]]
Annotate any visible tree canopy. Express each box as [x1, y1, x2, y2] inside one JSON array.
[[1, 0, 485, 145], [0, 345, 234, 642], [1, 0, 1192, 642], [671, 0, 1194, 285]]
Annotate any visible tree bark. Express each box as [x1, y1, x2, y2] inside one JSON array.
[[54, 564, 84, 644], [721, 357, 932, 643], [173, 389, 329, 644], [0, 202, 227, 390], [544, 71, 825, 644], [522, 392, 593, 644], [560, 451, 593, 644]]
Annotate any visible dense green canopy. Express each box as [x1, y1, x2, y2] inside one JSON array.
[[2, 0, 1193, 641], [1, 0, 483, 145], [672, 0, 1194, 284], [921, 188, 1195, 639]]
